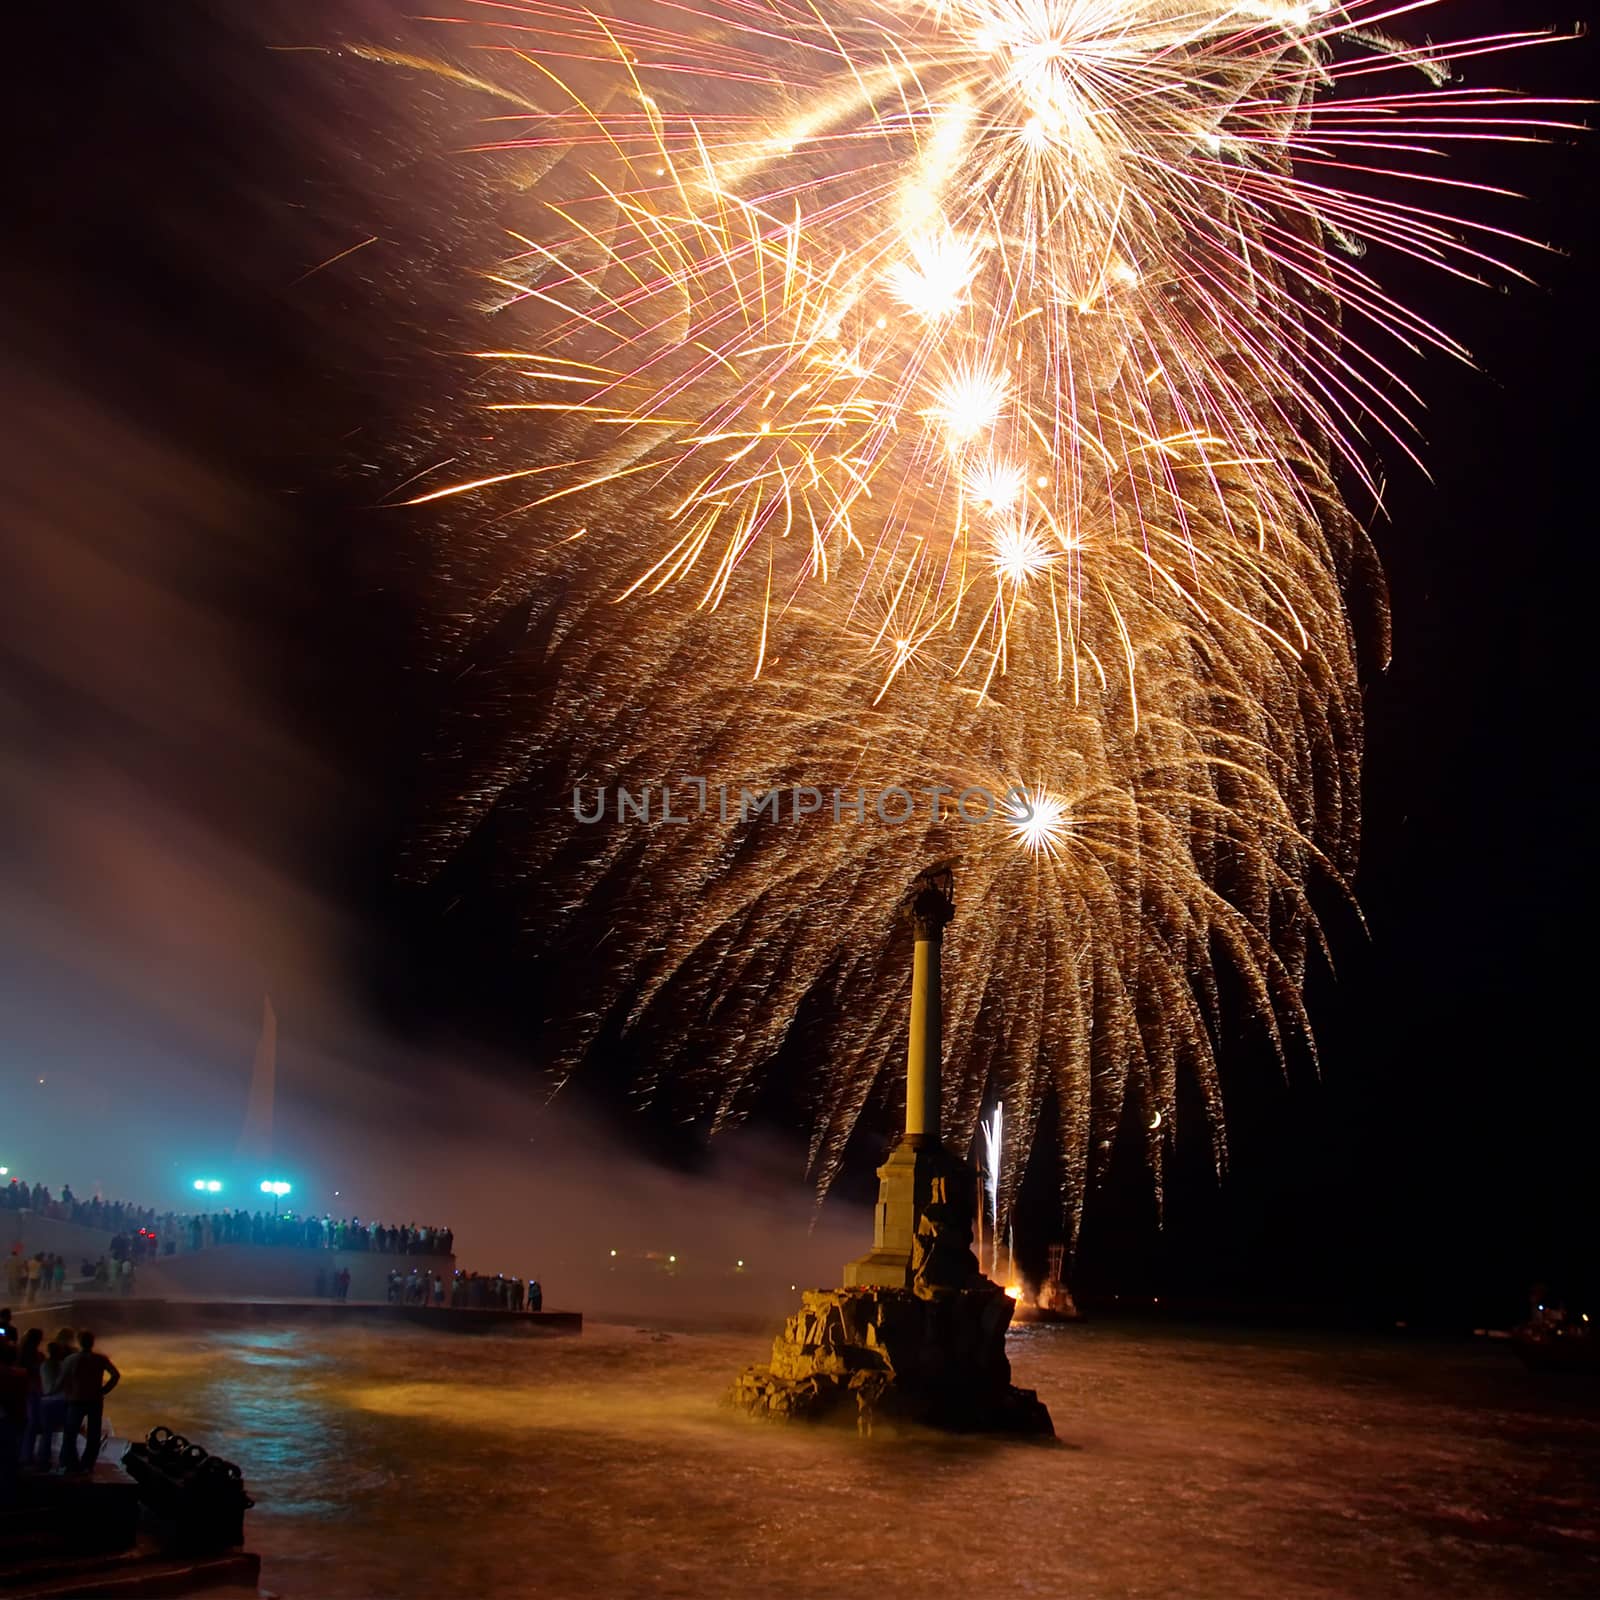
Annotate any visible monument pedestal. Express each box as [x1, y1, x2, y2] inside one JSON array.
[[843, 1136, 978, 1291], [733, 1133, 1052, 1437], [728, 1282, 1052, 1436]]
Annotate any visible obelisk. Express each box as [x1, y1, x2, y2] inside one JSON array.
[[234, 994, 277, 1167]]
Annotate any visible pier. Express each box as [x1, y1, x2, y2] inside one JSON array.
[[29, 1296, 582, 1337], [0, 1464, 260, 1600]]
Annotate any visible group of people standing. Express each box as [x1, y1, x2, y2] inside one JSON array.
[[5, 1177, 454, 1267], [374, 1268, 541, 1311], [5, 1177, 542, 1319], [4, 1180, 151, 1236], [5, 1247, 138, 1302], [0, 1314, 120, 1500], [5, 1251, 67, 1303], [184, 1211, 453, 1256], [450, 1271, 540, 1312]]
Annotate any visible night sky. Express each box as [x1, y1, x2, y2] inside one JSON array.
[[4, 1, 1595, 1327]]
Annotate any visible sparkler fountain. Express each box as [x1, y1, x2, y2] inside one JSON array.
[[980, 1103, 1003, 1280], [730, 868, 1052, 1435]]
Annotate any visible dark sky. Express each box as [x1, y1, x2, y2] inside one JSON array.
[[3, 2, 1595, 1325]]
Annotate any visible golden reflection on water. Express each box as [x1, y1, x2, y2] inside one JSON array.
[[88, 1319, 1600, 1600]]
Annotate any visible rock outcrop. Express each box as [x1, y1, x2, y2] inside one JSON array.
[[728, 1282, 1053, 1437]]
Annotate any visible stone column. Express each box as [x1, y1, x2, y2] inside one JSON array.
[[904, 879, 953, 1143], [844, 869, 971, 1291]]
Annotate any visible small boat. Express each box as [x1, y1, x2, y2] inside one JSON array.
[[1010, 1291, 1081, 1325], [975, 1114, 1083, 1326], [1007, 1244, 1083, 1324], [1513, 1309, 1599, 1373]]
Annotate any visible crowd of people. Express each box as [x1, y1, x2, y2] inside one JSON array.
[[6, 1178, 544, 1318], [5, 1251, 66, 1302], [4, 1177, 453, 1262], [359, 1268, 543, 1311], [6, 1249, 143, 1303], [181, 1212, 453, 1256], [452, 1270, 541, 1312], [3, 1180, 159, 1236], [0, 1313, 121, 1501], [307, 1266, 542, 1310]]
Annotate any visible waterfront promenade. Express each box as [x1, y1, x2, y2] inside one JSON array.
[[8, 1195, 560, 1326], [24, 1296, 581, 1337]]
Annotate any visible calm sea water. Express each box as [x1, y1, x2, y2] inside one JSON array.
[[88, 1318, 1600, 1598]]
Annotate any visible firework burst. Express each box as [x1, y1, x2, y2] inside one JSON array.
[[387, 2, 1571, 1232]]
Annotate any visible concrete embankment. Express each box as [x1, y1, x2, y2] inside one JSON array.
[[0, 1461, 262, 1599], [26, 1295, 580, 1336], [8, 1214, 459, 1302], [131, 1243, 456, 1303]]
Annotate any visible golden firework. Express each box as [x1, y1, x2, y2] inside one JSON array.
[[389, 1, 1569, 1229]]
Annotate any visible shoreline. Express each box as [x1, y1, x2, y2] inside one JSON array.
[[18, 1295, 581, 1337]]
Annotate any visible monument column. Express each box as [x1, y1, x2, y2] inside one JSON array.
[[904, 878, 952, 1143], [732, 863, 1052, 1436], [844, 868, 975, 1290]]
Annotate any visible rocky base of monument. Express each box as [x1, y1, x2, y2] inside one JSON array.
[[728, 1283, 1053, 1438]]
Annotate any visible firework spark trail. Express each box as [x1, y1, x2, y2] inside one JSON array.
[[390, 1, 1572, 1232]]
